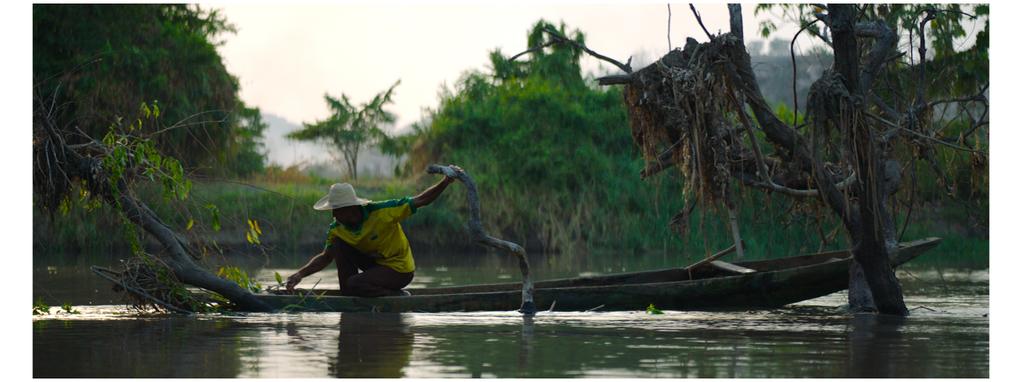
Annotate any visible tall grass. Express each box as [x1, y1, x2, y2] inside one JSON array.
[[34, 174, 987, 270]]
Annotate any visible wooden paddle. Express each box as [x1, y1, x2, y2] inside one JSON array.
[[681, 242, 743, 279]]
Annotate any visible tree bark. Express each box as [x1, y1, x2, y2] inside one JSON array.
[[830, 3, 908, 316], [36, 111, 274, 312], [427, 164, 536, 315], [112, 188, 274, 312]]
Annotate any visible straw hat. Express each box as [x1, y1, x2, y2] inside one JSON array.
[[313, 183, 371, 211]]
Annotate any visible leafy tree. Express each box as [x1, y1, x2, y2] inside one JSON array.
[[755, 4, 988, 99], [226, 103, 268, 177], [399, 20, 684, 252], [288, 81, 400, 180], [33, 4, 274, 310], [589, 4, 988, 315], [33, 4, 267, 176]]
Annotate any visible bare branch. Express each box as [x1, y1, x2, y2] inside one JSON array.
[[901, 126, 987, 154], [930, 7, 977, 19], [960, 120, 988, 143], [927, 83, 988, 108], [733, 93, 856, 198], [508, 40, 558, 62], [915, 9, 938, 105], [596, 74, 634, 85], [856, 21, 898, 96], [427, 164, 536, 315], [639, 137, 685, 178], [667, 4, 673, 50], [738, 171, 857, 198], [540, 26, 632, 73], [690, 4, 714, 41], [791, 19, 823, 126]]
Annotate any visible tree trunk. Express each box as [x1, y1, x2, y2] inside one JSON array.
[[830, 3, 908, 316], [112, 187, 275, 312], [39, 120, 275, 312], [346, 146, 359, 181]]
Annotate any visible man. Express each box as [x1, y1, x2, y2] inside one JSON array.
[[285, 165, 463, 297]]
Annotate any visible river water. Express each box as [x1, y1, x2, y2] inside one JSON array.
[[32, 255, 988, 378]]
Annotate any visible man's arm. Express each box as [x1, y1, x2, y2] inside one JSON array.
[[285, 250, 334, 292], [412, 165, 463, 209]]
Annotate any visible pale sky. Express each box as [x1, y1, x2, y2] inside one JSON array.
[[215, 2, 802, 134]]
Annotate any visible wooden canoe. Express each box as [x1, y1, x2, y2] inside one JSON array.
[[258, 237, 941, 313]]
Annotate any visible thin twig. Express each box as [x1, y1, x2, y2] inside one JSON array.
[[190, 176, 298, 199], [689, 4, 714, 41], [915, 9, 938, 105], [667, 3, 673, 50], [928, 83, 989, 110], [508, 40, 558, 62], [898, 158, 917, 241], [540, 26, 632, 73], [900, 126, 986, 154], [91, 266, 193, 314], [790, 19, 822, 126]]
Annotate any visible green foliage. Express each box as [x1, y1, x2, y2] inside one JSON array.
[[60, 302, 81, 315], [34, 4, 267, 177], [100, 101, 192, 202], [274, 272, 284, 287], [205, 204, 221, 232], [33, 298, 51, 315], [396, 20, 690, 252], [773, 103, 804, 127], [755, 4, 988, 97], [226, 104, 269, 177], [646, 303, 664, 315], [217, 266, 262, 294], [288, 81, 400, 180]]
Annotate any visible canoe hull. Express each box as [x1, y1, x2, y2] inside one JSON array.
[[258, 237, 940, 313]]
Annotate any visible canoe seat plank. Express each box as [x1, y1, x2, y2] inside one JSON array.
[[710, 260, 756, 274]]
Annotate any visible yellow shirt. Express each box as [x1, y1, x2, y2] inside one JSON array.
[[324, 197, 417, 273]]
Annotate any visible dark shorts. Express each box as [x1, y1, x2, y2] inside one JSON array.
[[327, 240, 413, 297]]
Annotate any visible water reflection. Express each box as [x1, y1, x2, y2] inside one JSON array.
[[327, 313, 413, 378], [32, 266, 988, 378], [33, 317, 256, 377], [847, 313, 906, 377], [518, 316, 534, 374]]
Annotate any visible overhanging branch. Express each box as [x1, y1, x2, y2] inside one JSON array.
[[540, 25, 633, 74]]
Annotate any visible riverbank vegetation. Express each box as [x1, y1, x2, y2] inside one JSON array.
[[33, 7, 987, 273]]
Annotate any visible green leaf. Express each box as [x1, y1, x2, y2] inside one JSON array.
[[206, 204, 221, 232], [646, 303, 664, 315], [33, 297, 50, 315], [274, 272, 283, 286]]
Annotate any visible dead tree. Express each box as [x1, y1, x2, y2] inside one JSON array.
[[521, 4, 987, 316]]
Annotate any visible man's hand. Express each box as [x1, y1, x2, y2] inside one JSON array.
[[415, 164, 464, 208], [285, 273, 303, 293], [444, 165, 464, 184]]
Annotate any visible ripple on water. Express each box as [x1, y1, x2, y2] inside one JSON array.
[[33, 268, 988, 378]]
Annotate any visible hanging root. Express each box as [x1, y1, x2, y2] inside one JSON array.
[[623, 35, 759, 252]]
